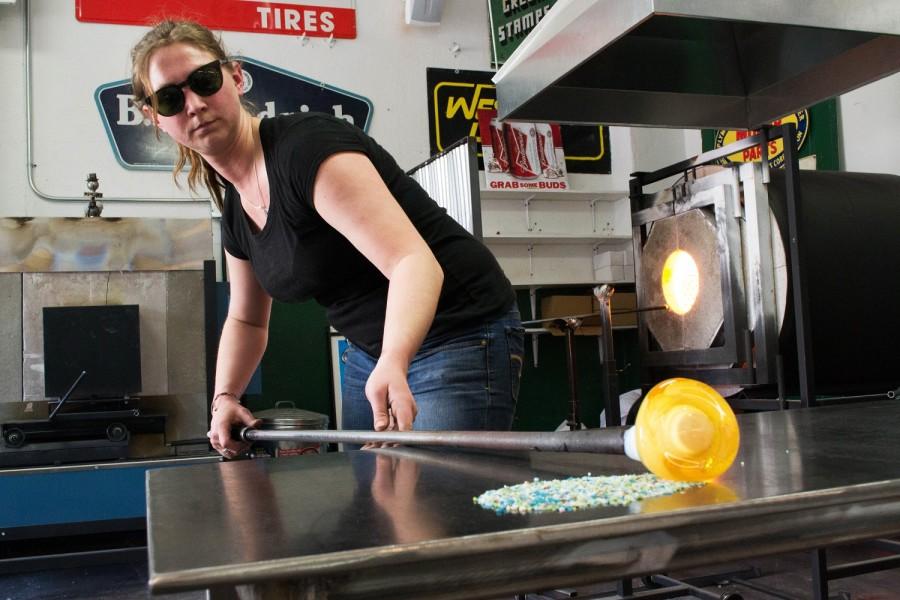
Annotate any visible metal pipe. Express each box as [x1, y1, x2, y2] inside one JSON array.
[[594, 284, 620, 427], [239, 379, 741, 483], [520, 305, 667, 327], [780, 122, 817, 408], [633, 129, 781, 187], [22, 0, 209, 205], [563, 320, 580, 430], [47, 370, 87, 421], [240, 427, 627, 454]]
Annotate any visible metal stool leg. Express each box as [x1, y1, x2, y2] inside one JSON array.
[[811, 548, 829, 600]]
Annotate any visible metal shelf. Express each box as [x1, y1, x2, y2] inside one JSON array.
[[476, 184, 634, 288], [483, 234, 632, 245], [479, 188, 625, 203]]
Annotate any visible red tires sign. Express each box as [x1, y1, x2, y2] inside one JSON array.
[[75, 0, 357, 39]]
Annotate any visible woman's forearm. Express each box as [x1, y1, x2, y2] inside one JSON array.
[[379, 252, 444, 367], [214, 315, 269, 399]]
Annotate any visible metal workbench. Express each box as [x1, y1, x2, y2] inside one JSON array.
[[147, 401, 900, 599]]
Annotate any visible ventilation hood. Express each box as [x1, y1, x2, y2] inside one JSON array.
[[493, 0, 900, 129]]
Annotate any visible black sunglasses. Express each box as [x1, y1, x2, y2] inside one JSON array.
[[144, 59, 229, 117]]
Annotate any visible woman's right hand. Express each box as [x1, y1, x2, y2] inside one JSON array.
[[208, 396, 262, 459]]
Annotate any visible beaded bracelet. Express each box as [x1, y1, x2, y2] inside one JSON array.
[[212, 391, 239, 412]]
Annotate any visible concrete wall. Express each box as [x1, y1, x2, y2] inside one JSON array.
[[2, 2, 897, 220], [840, 72, 900, 174], [0, 274, 23, 402], [15, 270, 206, 402]]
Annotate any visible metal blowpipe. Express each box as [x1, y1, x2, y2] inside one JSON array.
[[239, 378, 742, 482], [240, 427, 626, 454]]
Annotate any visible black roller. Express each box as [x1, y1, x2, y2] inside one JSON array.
[[767, 170, 900, 396]]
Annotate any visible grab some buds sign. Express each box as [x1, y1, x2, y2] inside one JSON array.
[[478, 109, 569, 191]]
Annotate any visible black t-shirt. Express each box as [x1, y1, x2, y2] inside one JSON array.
[[221, 113, 515, 356]]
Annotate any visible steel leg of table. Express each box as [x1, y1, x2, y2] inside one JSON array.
[[207, 582, 328, 600], [207, 587, 240, 600], [811, 548, 829, 600]]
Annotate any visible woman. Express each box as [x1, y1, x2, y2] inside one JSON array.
[[131, 21, 523, 458]]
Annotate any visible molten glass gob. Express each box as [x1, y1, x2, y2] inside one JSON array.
[[238, 377, 739, 483], [625, 378, 740, 482], [661, 249, 700, 315]]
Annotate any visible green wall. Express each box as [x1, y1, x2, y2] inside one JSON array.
[[512, 288, 640, 431], [244, 299, 333, 421], [700, 98, 839, 171]]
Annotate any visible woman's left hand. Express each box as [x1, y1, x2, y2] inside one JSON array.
[[365, 356, 418, 432]]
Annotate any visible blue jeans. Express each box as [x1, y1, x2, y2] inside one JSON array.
[[341, 308, 524, 431]]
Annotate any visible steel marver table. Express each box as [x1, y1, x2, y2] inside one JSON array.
[[146, 401, 900, 599]]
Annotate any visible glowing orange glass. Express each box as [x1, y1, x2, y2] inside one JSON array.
[[661, 249, 699, 315]]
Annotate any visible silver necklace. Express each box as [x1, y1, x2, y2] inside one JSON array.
[[247, 155, 269, 215]]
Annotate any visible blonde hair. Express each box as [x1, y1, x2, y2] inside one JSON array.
[[131, 20, 234, 211]]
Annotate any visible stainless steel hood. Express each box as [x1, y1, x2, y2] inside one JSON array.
[[493, 0, 900, 129]]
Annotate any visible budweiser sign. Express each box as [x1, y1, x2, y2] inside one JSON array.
[[478, 109, 569, 191]]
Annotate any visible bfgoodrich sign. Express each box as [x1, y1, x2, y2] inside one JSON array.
[[95, 57, 373, 170]]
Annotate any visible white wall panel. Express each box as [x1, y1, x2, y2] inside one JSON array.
[[3, 1, 896, 224]]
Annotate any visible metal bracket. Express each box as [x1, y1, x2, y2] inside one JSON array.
[[523, 194, 535, 231], [589, 197, 605, 233], [529, 287, 540, 368]]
